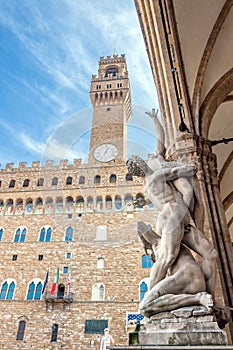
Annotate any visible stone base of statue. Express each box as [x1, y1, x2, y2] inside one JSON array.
[[138, 306, 227, 346]]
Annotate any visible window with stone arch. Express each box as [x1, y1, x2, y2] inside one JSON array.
[[37, 178, 44, 186], [105, 196, 112, 211], [139, 278, 149, 301], [115, 195, 122, 210], [51, 323, 59, 342], [66, 176, 72, 185], [126, 173, 133, 181], [6, 198, 14, 215], [136, 193, 145, 209], [39, 225, 52, 242], [92, 283, 105, 301], [9, 179, 16, 188], [96, 196, 103, 211], [65, 226, 74, 241], [87, 196, 94, 212], [79, 175, 85, 184], [66, 196, 74, 213], [109, 174, 117, 184], [23, 179, 30, 187], [14, 226, 27, 243], [55, 197, 63, 213], [125, 194, 133, 211], [0, 227, 4, 241], [0, 199, 4, 215], [0, 279, 16, 300], [76, 196, 84, 213], [16, 320, 26, 340], [25, 198, 33, 215], [94, 175, 101, 185], [27, 279, 43, 300], [52, 177, 58, 186]]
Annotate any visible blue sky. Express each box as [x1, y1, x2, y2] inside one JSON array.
[[0, 0, 159, 167]]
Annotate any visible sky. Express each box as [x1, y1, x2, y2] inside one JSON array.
[[0, 0, 159, 168]]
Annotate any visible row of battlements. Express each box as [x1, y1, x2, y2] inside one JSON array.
[[99, 53, 125, 62], [1, 159, 83, 172]]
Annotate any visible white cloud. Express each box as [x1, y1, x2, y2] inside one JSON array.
[[20, 133, 46, 155]]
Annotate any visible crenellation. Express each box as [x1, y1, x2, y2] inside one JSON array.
[[5, 163, 14, 171], [19, 162, 27, 169]]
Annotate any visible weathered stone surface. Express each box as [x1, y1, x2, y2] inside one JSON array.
[[139, 310, 227, 346]]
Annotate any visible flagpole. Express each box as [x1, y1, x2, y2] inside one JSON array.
[[67, 270, 71, 295]]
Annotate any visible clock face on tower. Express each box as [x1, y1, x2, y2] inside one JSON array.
[[93, 143, 118, 162]]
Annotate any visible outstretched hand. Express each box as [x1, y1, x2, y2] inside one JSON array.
[[145, 108, 159, 119]]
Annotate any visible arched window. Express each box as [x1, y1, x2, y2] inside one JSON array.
[[142, 254, 153, 268], [34, 282, 42, 300], [106, 196, 112, 211], [94, 175, 101, 185], [0, 281, 16, 300], [115, 195, 122, 210], [37, 178, 44, 186], [66, 176, 72, 185], [51, 324, 58, 342], [23, 179, 30, 187], [16, 320, 26, 340], [92, 283, 105, 301], [9, 179, 16, 188], [79, 176, 85, 184], [25, 198, 33, 214], [96, 196, 103, 211], [58, 284, 65, 299], [7, 281, 16, 299], [27, 281, 42, 300], [45, 198, 54, 214], [87, 196, 94, 212], [14, 227, 27, 243], [140, 281, 148, 301], [125, 194, 133, 211], [65, 226, 73, 241], [109, 174, 117, 183], [27, 282, 35, 300], [55, 197, 63, 213], [66, 197, 74, 212], [76, 196, 84, 213], [52, 177, 58, 186], [126, 173, 133, 181], [0, 281, 8, 299], [0, 199, 4, 215], [15, 199, 23, 215], [136, 193, 145, 209], [35, 198, 43, 214], [6, 199, 14, 215], [105, 67, 118, 77], [0, 227, 4, 241], [39, 226, 52, 242]]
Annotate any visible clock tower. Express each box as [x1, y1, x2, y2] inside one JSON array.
[[88, 54, 131, 164]]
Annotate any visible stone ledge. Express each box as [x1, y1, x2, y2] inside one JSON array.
[[108, 346, 233, 350]]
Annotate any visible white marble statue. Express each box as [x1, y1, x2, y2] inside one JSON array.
[[127, 110, 230, 328]]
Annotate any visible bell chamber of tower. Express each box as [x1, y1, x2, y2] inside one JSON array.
[[88, 54, 131, 165]]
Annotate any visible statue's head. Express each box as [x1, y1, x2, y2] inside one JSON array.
[[126, 155, 148, 177]]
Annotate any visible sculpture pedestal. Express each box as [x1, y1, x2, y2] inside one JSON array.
[[139, 306, 227, 346]]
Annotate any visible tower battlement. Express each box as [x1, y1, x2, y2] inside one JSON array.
[[1, 159, 83, 172]]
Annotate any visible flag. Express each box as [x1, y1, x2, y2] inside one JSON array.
[[50, 268, 59, 295], [67, 274, 71, 294], [42, 269, 49, 294]]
